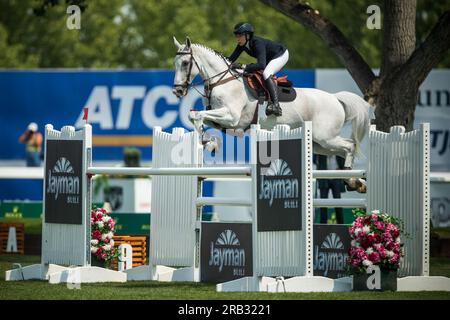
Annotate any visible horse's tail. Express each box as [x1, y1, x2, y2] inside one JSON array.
[[334, 91, 372, 158]]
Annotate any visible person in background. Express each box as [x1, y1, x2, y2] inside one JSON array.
[[19, 122, 43, 167], [314, 154, 346, 224]]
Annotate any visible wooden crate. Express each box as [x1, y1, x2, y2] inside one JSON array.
[[111, 235, 147, 270], [0, 223, 25, 255]]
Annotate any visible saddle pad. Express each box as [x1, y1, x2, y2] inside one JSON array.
[[244, 76, 297, 103]]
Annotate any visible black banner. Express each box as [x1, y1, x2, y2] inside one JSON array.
[[200, 222, 252, 283], [257, 139, 302, 231], [44, 140, 83, 224], [313, 224, 351, 279]]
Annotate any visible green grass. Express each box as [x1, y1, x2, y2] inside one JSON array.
[[1, 255, 450, 300]]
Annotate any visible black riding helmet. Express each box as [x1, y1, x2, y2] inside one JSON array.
[[233, 22, 254, 35]]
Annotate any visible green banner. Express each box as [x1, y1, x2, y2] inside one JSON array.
[[110, 213, 150, 235], [314, 208, 359, 225], [0, 201, 43, 219]]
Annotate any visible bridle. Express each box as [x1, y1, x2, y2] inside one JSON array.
[[173, 48, 241, 104], [173, 48, 201, 91]]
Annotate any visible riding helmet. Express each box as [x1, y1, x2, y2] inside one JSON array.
[[233, 22, 254, 35]]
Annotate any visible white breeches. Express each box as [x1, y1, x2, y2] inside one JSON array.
[[263, 49, 289, 80]]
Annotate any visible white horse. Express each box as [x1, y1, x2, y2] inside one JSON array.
[[172, 36, 373, 190]]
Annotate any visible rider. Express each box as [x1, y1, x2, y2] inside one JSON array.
[[228, 22, 289, 117]]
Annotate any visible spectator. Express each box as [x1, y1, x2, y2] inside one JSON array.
[[19, 122, 43, 167], [314, 154, 346, 224]]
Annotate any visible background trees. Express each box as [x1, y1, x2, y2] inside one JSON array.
[[1, 0, 448, 131]]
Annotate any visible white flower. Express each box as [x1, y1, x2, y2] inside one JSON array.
[[354, 227, 362, 235], [362, 259, 373, 267], [102, 216, 110, 223], [362, 226, 371, 234], [90, 239, 98, 245], [351, 240, 358, 247], [90, 246, 97, 253], [366, 247, 374, 255], [107, 231, 114, 238], [386, 250, 394, 258], [371, 210, 380, 214], [102, 244, 112, 251], [109, 239, 115, 246], [101, 233, 109, 241], [395, 237, 401, 243], [97, 221, 104, 229]]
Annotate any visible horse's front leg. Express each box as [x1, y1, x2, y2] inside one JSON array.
[[189, 107, 240, 129], [189, 107, 241, 152]]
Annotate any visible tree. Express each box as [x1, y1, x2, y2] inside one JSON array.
[[259, 0, 450, 131]]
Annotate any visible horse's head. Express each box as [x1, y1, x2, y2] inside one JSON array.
[[172, 36, 200, 98]]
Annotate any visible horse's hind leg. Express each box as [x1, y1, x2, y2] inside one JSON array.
[[315, 136, 355, 168], [315, 136, 366, 193]]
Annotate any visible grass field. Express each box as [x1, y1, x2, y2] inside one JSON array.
[[1, 255, 450, 300]]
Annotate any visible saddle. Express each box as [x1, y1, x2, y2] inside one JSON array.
[[244, 71, 297, 103]]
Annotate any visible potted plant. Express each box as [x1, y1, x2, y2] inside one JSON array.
[[348, 209, 405, 291], [90, 207, 120, 268]]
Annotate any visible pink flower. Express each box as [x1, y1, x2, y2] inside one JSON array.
[[368, 252, 381, 263], [382, 232, 392, 242], [95, 247, 103, 256], [374, 221, 385, 230], [389, 254, 399, 264], [92, 230, 102, 240]]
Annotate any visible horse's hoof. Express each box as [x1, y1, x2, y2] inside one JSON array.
[[344, 178, 358, 192], [357, 185, 367, 193], [355, 179, 367, 193], [206, 141, 219, 153]]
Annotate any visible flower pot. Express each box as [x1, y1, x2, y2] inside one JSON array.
[[353, 269, 397, 291], [91, 254, 106, 268]]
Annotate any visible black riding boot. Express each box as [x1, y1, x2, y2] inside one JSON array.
[[265, 76, 282, 116]]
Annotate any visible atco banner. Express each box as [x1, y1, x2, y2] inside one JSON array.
[[0, 70, 315, 162]]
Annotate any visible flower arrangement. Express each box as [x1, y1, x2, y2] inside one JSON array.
[[348, 209, 405, 275], [90, 207, 119, 268]]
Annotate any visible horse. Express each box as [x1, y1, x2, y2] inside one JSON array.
[[172, 36, 373, 192]]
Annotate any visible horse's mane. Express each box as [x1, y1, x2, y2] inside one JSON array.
[[178, 43, 230, 64]]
